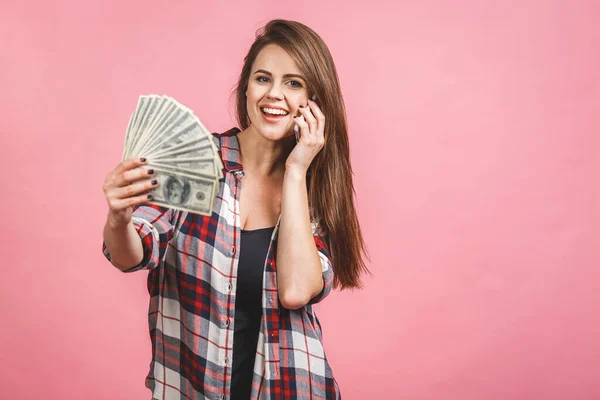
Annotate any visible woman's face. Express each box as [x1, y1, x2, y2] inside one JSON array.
[[246, 44, 309, 141]]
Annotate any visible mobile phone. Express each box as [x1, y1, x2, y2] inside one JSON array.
[[294, 95, 318, 142]]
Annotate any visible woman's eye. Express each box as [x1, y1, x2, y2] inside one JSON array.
[[288, 80, 303, 88], [256, 76, 270, 83]]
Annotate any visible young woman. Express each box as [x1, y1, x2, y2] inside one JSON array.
[[102, 19, 369, 400]]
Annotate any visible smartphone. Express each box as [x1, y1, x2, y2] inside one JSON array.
[[294, 95, 318, 142]]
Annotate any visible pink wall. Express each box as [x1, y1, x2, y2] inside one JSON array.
[[1, 1, 599, 399]]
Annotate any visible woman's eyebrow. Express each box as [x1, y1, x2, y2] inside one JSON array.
[[253, 69, 305, 80]]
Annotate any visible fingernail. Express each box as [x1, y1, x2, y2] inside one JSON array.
[[151, 179, 158, 185], [147, 194, 153, 200], [140, 157, 147, 162], [148, 169, 154, 175]]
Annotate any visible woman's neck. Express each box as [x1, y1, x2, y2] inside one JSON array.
[[237, 125, 293, 177]]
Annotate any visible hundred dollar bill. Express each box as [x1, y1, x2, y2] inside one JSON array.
[[147, 163, 216, 182], [149, 140, 217, 159], [124, 96, 150, 160], [151, 151, 224, 179], [135, 101, 192, 157], [149, 158, 220, 179], [131, 96, 172, 156], [144, 119, 211, 158], [151, 149, 224, 180], [127, 95, 161, 160], [122, 108, 136, 160], [148, 107, 214, 156], [148, 169, 217, 216]]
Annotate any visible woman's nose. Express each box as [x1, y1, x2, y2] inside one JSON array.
[[266, 84, 284, 100]]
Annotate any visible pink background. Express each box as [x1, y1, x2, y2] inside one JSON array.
[[1, 1, 599, 399]]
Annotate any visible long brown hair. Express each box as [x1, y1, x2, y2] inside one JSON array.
[[233, 19, 370, 290]]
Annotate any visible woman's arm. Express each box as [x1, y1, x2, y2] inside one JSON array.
[[103, 219, 144, 271], [277, 98, 327, 309], [102, 157, 160, 271], [276, 167, 324, 309]]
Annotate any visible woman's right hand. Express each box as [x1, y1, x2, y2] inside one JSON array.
[[103, 158, 158, 229]]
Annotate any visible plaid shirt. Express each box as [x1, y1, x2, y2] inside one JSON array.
[[103, 128, 340, 400]]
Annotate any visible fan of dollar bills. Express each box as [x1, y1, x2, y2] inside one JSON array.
[[122, 94, 223, 216]]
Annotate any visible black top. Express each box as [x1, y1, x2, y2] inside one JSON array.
[[230, 226, 275, 400]]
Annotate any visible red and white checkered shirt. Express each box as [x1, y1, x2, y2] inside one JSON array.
[[103, 128, 340, 400]]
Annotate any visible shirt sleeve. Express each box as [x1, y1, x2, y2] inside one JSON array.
[[308, 222, 334, 305], [102, 205, 180, 273]]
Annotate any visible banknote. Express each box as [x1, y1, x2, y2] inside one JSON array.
[[135, 102, 192, 157], [146, 119, 212, 157], [128, 95, 161, 160], [123, 96, 150, 160], [122, 94, 223, 216], [148, 170, 216, 216], [149, 158, 220, 179], [150, 139, 216, 159], [131, 96, 174, 157]]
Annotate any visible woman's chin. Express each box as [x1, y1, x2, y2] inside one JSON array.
[[252, 124, 295, 142]]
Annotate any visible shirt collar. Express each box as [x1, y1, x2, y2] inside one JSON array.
[[217, 127, 243, 172]]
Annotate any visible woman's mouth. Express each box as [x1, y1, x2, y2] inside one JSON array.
[[260, 106, 289, 123]]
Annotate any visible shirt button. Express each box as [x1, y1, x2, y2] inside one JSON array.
[[224, 318, 230, 328], [268, 296, 272, 303], [224, 356, 229, 365], [221, 394, 226, 400], [226, 283, 232, 292], [230, 247, 236, 256]]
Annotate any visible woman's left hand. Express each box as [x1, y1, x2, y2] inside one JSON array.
[[285, 98, 325, 174]]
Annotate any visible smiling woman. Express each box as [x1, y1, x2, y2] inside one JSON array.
[[242, 45, 310, 143], [101, 19, 369, 400]]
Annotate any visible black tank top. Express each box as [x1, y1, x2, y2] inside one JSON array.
[[230, 226, 275, 400]]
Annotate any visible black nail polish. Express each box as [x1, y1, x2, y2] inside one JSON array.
[[140, 157, 147, 162], [151, 179, 158, 185], [148, 169, 154, 175], [147, 194, 153, 200]]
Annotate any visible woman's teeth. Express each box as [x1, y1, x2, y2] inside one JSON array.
[[261, 107, 288, 116]]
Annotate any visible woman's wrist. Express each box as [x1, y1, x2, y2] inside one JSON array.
[[106, 211, 132, 231], [284, 164, 308, 181]]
